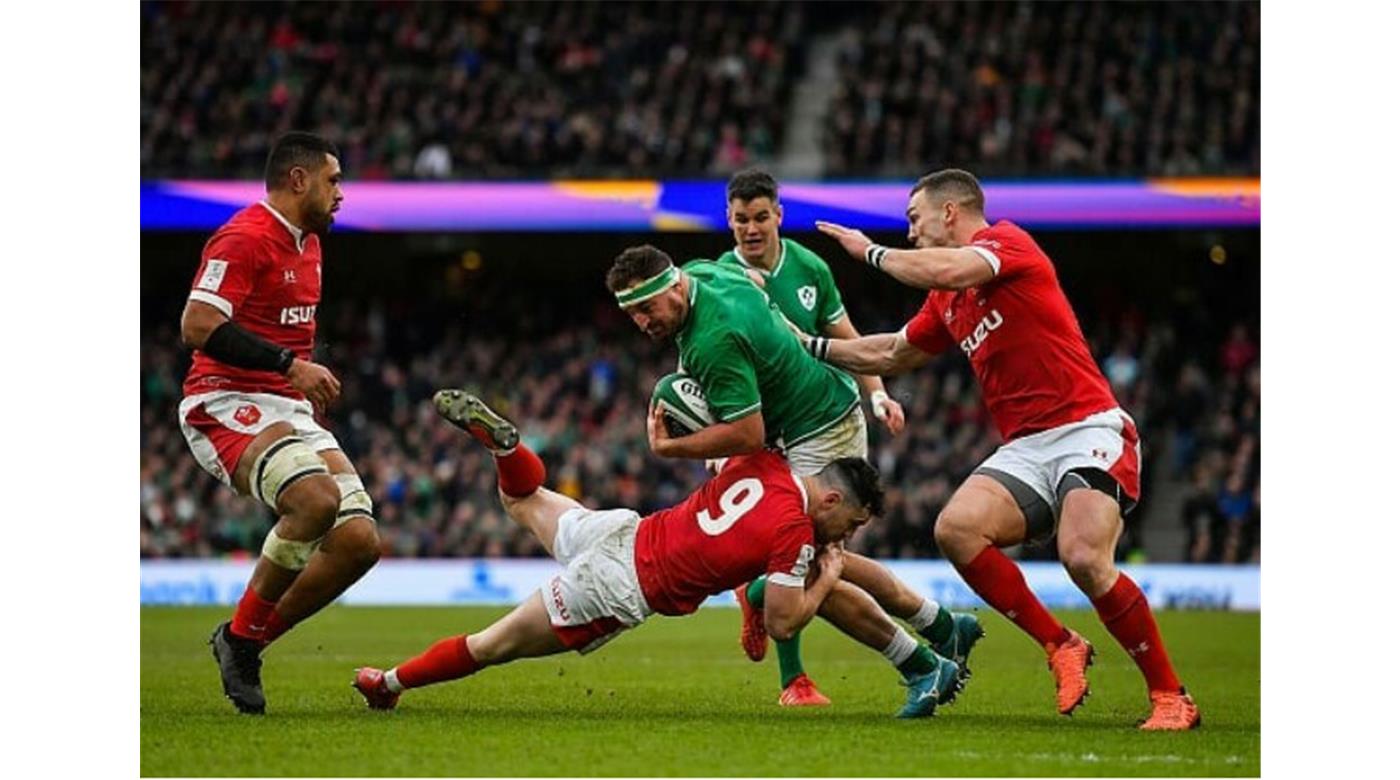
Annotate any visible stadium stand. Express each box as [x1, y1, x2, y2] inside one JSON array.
[[141, 0, 804, 179], [823, 1, 1260, 177], [141, 0, 1258, 179]]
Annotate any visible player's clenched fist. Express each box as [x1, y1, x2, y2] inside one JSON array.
[[811, 543, 846, 583], [815, 221, 874, 262], [287, 358, 341, 412]]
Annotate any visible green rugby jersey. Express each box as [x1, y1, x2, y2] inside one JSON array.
[[717, 238, 846, 336], [676, 260, 859, 448]]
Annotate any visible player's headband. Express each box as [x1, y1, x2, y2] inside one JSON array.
[[614, 265, 680, 307]]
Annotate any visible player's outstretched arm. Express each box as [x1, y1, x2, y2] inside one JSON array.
[[647, 404, 765, 460], [764, 544, 844, 641], [804, 331, 932, 377], [815, 220, 993, 290], [824, 315, 905, 434]]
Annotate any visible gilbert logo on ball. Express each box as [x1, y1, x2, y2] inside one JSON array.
[[650, 371, 715, 437]]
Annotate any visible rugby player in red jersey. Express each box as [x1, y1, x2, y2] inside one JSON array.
[[810, 170, 1198, 730], [178, 132, 380, 714], [351, 391, 966, 719]]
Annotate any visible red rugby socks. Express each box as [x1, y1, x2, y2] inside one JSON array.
[[262, 609, 293, 645], [230, 587, 277, 643], [957, 546, 1071, 648], [495, 445, 546, 498], [389, 635, 480, 691], [1092, 573, 1182, 693]]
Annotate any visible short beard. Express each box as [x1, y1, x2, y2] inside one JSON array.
[[305, 209, 335, 236]]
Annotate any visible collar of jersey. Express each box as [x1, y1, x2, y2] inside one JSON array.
[[259, 200, 307, 254], [732, 238, 786, 277]]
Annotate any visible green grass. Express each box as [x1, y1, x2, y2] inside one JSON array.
[[142, 606, 1259, 776]]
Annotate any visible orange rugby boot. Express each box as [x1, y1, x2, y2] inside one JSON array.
[[778, 673, 831, 707], [1139, 689, 1202, 731], [735, 584, 768, 662], [1046, 630, 1095, 715], [352, 667, 401, 711]]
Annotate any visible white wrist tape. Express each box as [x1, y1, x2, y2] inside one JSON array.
[[870, 390, 891, 419]]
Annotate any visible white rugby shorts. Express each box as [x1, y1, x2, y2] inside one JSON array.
[[975, 407, 1141, 539], [785, 406, 869, 476], [543, 507, 653, 654], [178, 390, 341, 486]]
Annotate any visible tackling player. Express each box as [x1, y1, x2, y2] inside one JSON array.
[[352, 391, 965, 719], [177, 132, 381, 714], [808, 169, 1199, 730], [608, 246, 982, 707]]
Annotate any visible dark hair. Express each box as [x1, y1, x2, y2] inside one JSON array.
[[910, 168, 985, 214], [606, 244, 675, 293], [818, 457, 885, 517], [726, 167, 779, 204], [265, 132, 341, 191]]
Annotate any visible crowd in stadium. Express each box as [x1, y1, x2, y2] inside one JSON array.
[[141, 276, 1259, 564], [824, 1, 1259, 177], [141, 0, 804, 179], [141, 0, 1258, 180]]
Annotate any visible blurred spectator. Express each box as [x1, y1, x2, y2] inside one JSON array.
[[1172, 324, 1260, 563], [141, 1, 1258, 180], [141, 0, 803, 179], [823, 1, 1260, 177]]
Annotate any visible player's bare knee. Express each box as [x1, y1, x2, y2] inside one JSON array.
[[766, 620, 797, 643], [333, 519, 381, 572], [934, 505, 984, 559], [1058, 535, 1113, 590], [285, 475, 341, 535]]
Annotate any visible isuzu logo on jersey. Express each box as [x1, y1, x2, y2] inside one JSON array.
[[280, 305, 317, 325], [959, 309, 1004, 356]]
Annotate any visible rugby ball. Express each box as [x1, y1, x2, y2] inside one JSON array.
[[650, 371, 716, 437]]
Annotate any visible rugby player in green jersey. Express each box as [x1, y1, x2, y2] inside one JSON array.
[[607, 244, 982, 708], [718, 168, 905, 436]]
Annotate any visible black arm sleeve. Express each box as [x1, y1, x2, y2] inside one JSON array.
[[200, 321, 296, 373]]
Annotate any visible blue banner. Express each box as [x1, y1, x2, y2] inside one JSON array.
[[141, 179, 1260, 232], [141, 559, 1260, 611]]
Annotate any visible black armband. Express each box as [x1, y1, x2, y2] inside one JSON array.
[[202, 321, 296, 373], [806, 337, 831, 361]]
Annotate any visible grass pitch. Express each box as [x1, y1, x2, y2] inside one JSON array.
[[141, 606, 1259, 776]]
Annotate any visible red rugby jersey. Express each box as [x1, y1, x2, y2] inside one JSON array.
[[902, 220, 1119, 441], [633, 451, 816, 616], [183, 202, 322, 400]]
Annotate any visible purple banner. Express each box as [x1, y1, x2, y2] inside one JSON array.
[[141, 178, 1259, 232]]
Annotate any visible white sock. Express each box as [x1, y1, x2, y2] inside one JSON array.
[[907, 599, 943, 631], [881, 628, 918, 668], [384, 668, 404, 693]]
